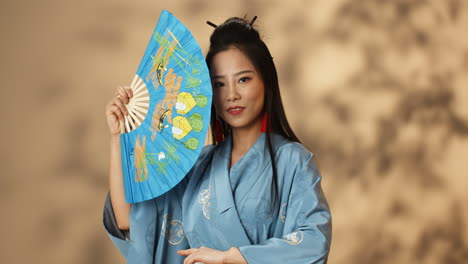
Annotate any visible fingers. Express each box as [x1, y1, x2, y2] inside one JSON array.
[[105, 85, 134, 135], [107, 104, 126, 121], [105, 97, 125, 122], [126, 86, 133, 99], [112, 85, 133, 118], [184, 254, 192, 264], [177, 248, 197, 256], [179, 248, 197, 264], [116, 86, 133, 104], [113, 95, 128, 116], [179, 248, 216, 264]]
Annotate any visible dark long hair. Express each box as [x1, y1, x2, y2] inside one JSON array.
[[206, 16, 300, 210]]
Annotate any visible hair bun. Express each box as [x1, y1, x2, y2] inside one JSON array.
[[209, 16, 261, 46]]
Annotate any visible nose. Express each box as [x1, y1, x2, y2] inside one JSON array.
[[226, 81, 240, 102]]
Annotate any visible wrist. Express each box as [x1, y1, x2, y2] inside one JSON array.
[[223, 247, 246, 264], [110, 135, 121, 144]]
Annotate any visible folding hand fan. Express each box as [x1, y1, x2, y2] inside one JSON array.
[[120, 10, 212, 203]]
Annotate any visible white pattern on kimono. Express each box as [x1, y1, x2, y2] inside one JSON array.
[[282, 231, 304, 245], [280, 202, 287, 223], [161, 214, 185, 245], [198, 185, 212, 220]]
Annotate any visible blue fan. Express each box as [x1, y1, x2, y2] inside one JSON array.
[[119, 10, 212, 203]]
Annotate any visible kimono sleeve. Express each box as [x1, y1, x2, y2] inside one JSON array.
[[102, 145, 215, 260], [238, 152, 332, 264], [103, 192, 131, 257]]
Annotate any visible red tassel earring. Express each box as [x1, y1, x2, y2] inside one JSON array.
[[214, 117, 224, 142], [260, 112, 268, 133]]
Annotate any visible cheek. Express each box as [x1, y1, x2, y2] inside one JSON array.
[[246, 83, 265, 107]]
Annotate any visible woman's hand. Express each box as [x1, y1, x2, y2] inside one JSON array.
[[177, 247, 246, 264], [178, 247, 225, 264], [105, 86, 133, 137]]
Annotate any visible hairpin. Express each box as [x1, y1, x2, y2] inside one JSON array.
[[250, 16, 257, 26], [207, 21, 218, 28]]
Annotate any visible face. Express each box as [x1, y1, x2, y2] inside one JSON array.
[[210, 48, 265, 132]]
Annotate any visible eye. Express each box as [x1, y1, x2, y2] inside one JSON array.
[[239, 77, 250, 83], [213, 81, 224, 88]]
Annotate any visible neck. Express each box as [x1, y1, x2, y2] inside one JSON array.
[[230, 124, 262, 156]]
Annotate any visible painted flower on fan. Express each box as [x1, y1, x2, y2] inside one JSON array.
[[176, 92, 208, 115], [172, 116, 192, 139], [172, 112, 205, 140]]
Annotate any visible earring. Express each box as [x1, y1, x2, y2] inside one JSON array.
[[215, 115, 224, 142], [261, 112, 268, 133]]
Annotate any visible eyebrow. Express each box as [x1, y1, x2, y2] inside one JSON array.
[[211, 70, 255, 79]]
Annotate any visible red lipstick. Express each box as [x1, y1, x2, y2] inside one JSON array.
[[227, 106, 245, 115]]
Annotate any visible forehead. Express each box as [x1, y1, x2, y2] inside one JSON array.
[[210, 48, 256, 75]]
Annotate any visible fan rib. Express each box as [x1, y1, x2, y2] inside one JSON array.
[[128, 109, 142, 126], [133, 77, 143, 90], [131, 105, 148, 113], [128, 115, 136, 130], [131, 75, 139, 89], [134, 102, 150, 107], [124, 116, 131, 133], [132, 109, 146, 121], [134, 83, 147, 94], [131, 96, 150, 103], [133, 89, 148, 99]]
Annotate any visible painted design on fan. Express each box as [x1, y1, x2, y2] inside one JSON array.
[[176, 92, 209, 115], [173, 112, 205, 139], [282, 231, 304, 245], [172, 93, 208, 150], [152, 31, 206, 99], [134, 135, 149, 182], [150, 105, 169, 141], [148, 30, 201, 91], [172, 112, 207, 150], [156, 60, 165, 85], [161, 214, 185, 245], [134, 134, 181, 180], [147, 30, 179, 89], [157, 109, 169, 131], [157, 152, 166, 160], [150, 69, 208, 151], [152, 29, 202, 83], [161, 68, 183, 123], [140, 141, 180, 176], [185, 56, 203, 91], [145, 28, 210, 155], [149, 68, 182, 142]]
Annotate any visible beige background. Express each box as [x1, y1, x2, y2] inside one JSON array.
[[1, 0, 467, 263]]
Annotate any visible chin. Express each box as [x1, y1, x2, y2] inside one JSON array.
[[226, 120, 261, 131]]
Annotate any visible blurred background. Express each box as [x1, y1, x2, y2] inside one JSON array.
[[1, 0, 467, 263]]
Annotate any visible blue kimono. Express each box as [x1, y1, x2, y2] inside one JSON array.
[[103, 133, 332, 263]]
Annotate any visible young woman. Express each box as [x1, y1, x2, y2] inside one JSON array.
[[104, 16, 332, 264]]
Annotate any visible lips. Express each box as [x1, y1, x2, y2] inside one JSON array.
[[227, 106, 245, 115]]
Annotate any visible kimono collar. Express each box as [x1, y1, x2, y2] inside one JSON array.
[[212, 133, 270, 214], [217, 133, 267, 163]]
